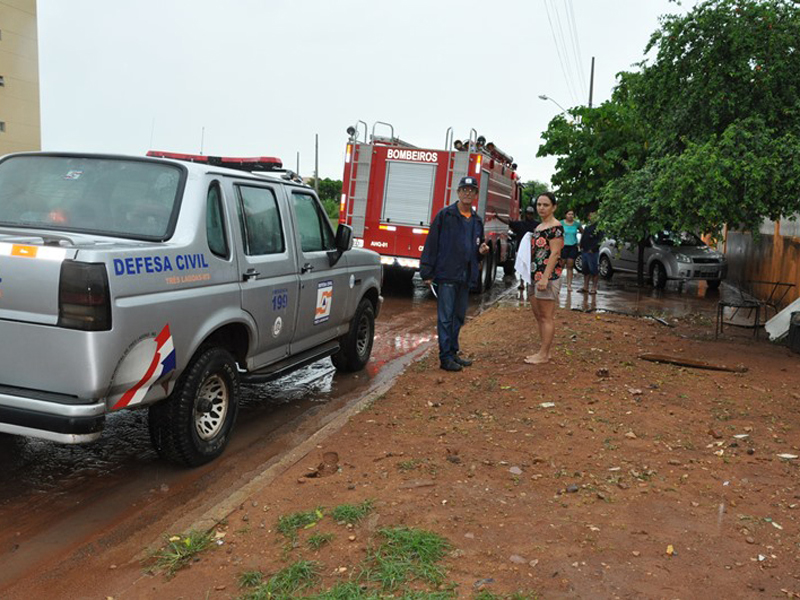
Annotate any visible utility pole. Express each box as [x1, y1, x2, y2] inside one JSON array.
[[296, 151, 300, 175], [314, 133, 319, 193], [588, 56, 595, 109], [200, 127, 205, 155]]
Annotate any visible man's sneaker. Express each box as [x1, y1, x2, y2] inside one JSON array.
[[454, 355, 473, 367], [440, 359, 463, 372]]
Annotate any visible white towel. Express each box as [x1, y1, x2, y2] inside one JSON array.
[[514, 232, 532, 285]]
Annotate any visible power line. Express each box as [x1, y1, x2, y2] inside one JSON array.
[[549, 0, 583, 102], [543, 0, 580, 105], [566, 0, 587, 100]]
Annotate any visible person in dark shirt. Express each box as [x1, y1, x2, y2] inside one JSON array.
[[421, 176, 490, 372], [491, 205, 540, 290], [578, 212, 603, 294]]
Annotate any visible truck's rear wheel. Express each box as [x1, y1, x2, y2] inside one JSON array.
[[503, 260, 516, 276], [148, 347, 239, 467], [332, 298, 375, 372], [479, 248, 494, 292]]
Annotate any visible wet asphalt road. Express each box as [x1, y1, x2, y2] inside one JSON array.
[[0, 270, 722, 594]]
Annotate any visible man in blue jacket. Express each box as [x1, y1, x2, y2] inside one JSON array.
[[421, 176, 489, 372]]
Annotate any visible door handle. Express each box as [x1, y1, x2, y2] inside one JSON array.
[[243, 268, 260, 281], [301, 263, 314, 274]]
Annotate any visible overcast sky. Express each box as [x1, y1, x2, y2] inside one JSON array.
[[37, 0, 694, 185]]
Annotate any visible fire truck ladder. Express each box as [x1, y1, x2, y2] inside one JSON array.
[[443, 127, 476, 206], [347, 142, 372, 238]]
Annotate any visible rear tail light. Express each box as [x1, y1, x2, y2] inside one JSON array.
[[58, 261, 112, 331]]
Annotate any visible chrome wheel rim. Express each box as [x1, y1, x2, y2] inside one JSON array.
[[599, 257, 610, 277], [194, 374, 229, 440]]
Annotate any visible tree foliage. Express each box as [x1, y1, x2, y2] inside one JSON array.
[[312, 177, 343, 220], [315, 178, 343, 203], [520, 179, 550, 209], [537, 91, 647, 218], [539, 0, 800, 251]]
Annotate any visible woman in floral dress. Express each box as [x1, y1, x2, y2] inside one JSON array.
[[525, 192, 564, 364]]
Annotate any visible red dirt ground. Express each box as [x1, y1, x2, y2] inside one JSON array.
[[54, 305, 800, 598]]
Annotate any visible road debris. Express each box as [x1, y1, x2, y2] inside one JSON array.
[[639, 353, 748, 373]]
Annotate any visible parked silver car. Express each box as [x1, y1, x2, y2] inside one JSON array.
[[598, 231, 727, 289]]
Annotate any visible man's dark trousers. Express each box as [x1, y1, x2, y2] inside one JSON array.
[[436, 281, 469, 364]]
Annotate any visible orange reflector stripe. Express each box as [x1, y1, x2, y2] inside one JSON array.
[[11, 244, 38, 258]]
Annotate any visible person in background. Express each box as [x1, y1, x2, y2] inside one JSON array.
[[578, 212, 603, 295], [491, 204, 540, 290], [560, 210, 583, 291], [421, 176, 490, 372], [525, 192, 564, 365]]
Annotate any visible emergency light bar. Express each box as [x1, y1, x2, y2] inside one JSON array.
[[147, 151, 283, 172]]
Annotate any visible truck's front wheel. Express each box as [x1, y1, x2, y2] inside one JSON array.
[[332, 298, 375, 372], [148, 347, 239, 467]]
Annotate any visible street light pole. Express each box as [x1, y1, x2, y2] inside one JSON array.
[[538, 94, 568, 114]]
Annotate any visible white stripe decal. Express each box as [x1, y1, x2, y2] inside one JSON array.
[[0, 242, 67, 261]]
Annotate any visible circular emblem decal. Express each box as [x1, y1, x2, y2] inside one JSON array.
[[272, 316, 283, 337], [349, 274, 355, 289]]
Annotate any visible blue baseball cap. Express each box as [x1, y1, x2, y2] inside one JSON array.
[[458, 176, 478, 189]]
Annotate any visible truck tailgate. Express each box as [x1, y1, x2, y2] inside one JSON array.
[[0, 240, 76, 325]]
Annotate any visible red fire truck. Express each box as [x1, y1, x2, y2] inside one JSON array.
[[339, 121, 523, 291]]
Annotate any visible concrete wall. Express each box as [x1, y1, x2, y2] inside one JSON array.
[[0, 0, 40, 154], [725, 216, 800, 310]]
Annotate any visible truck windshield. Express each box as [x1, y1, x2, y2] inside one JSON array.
[[0, 155, 183, 240]]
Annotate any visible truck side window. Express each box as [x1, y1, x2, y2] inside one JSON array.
[[291, 192, 334, 253], [206, 182, 229, 258], [237, 185, 285, 255]]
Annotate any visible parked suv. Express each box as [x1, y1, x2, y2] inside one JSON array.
[[598, 231, 727, 289], [0, 151, 382, 465]]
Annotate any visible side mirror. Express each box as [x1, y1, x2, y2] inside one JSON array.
[[328, 224, 353, 266], [335, 223, 353, 252]]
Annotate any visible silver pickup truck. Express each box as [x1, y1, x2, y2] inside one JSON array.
[[0, 151, 382, 465]]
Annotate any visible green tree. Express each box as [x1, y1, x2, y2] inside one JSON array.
[[520, 179, 550, 210], [537, 78, 648, 218], [610, 0, 800, 235], [311, 177, 343, 221], [544, 0, 800, 284], [316, 178, 342, 203]]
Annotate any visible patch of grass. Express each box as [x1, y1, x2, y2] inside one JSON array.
[[241, 560, 321, 600], [309, 582, 373, 599], [398, 459, 421, 472], [412, 358, 431, 373], [238, 570, 263, 588], [475, 592, 539, 600], [152, 530, 213, 578], [308, 532, 335, 550], [603, 437, 619, 451], [361, 393, 384, 412], [331, 499, 374, 524], [277, 507, 324, 541], [362, 527, 451, 592]]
